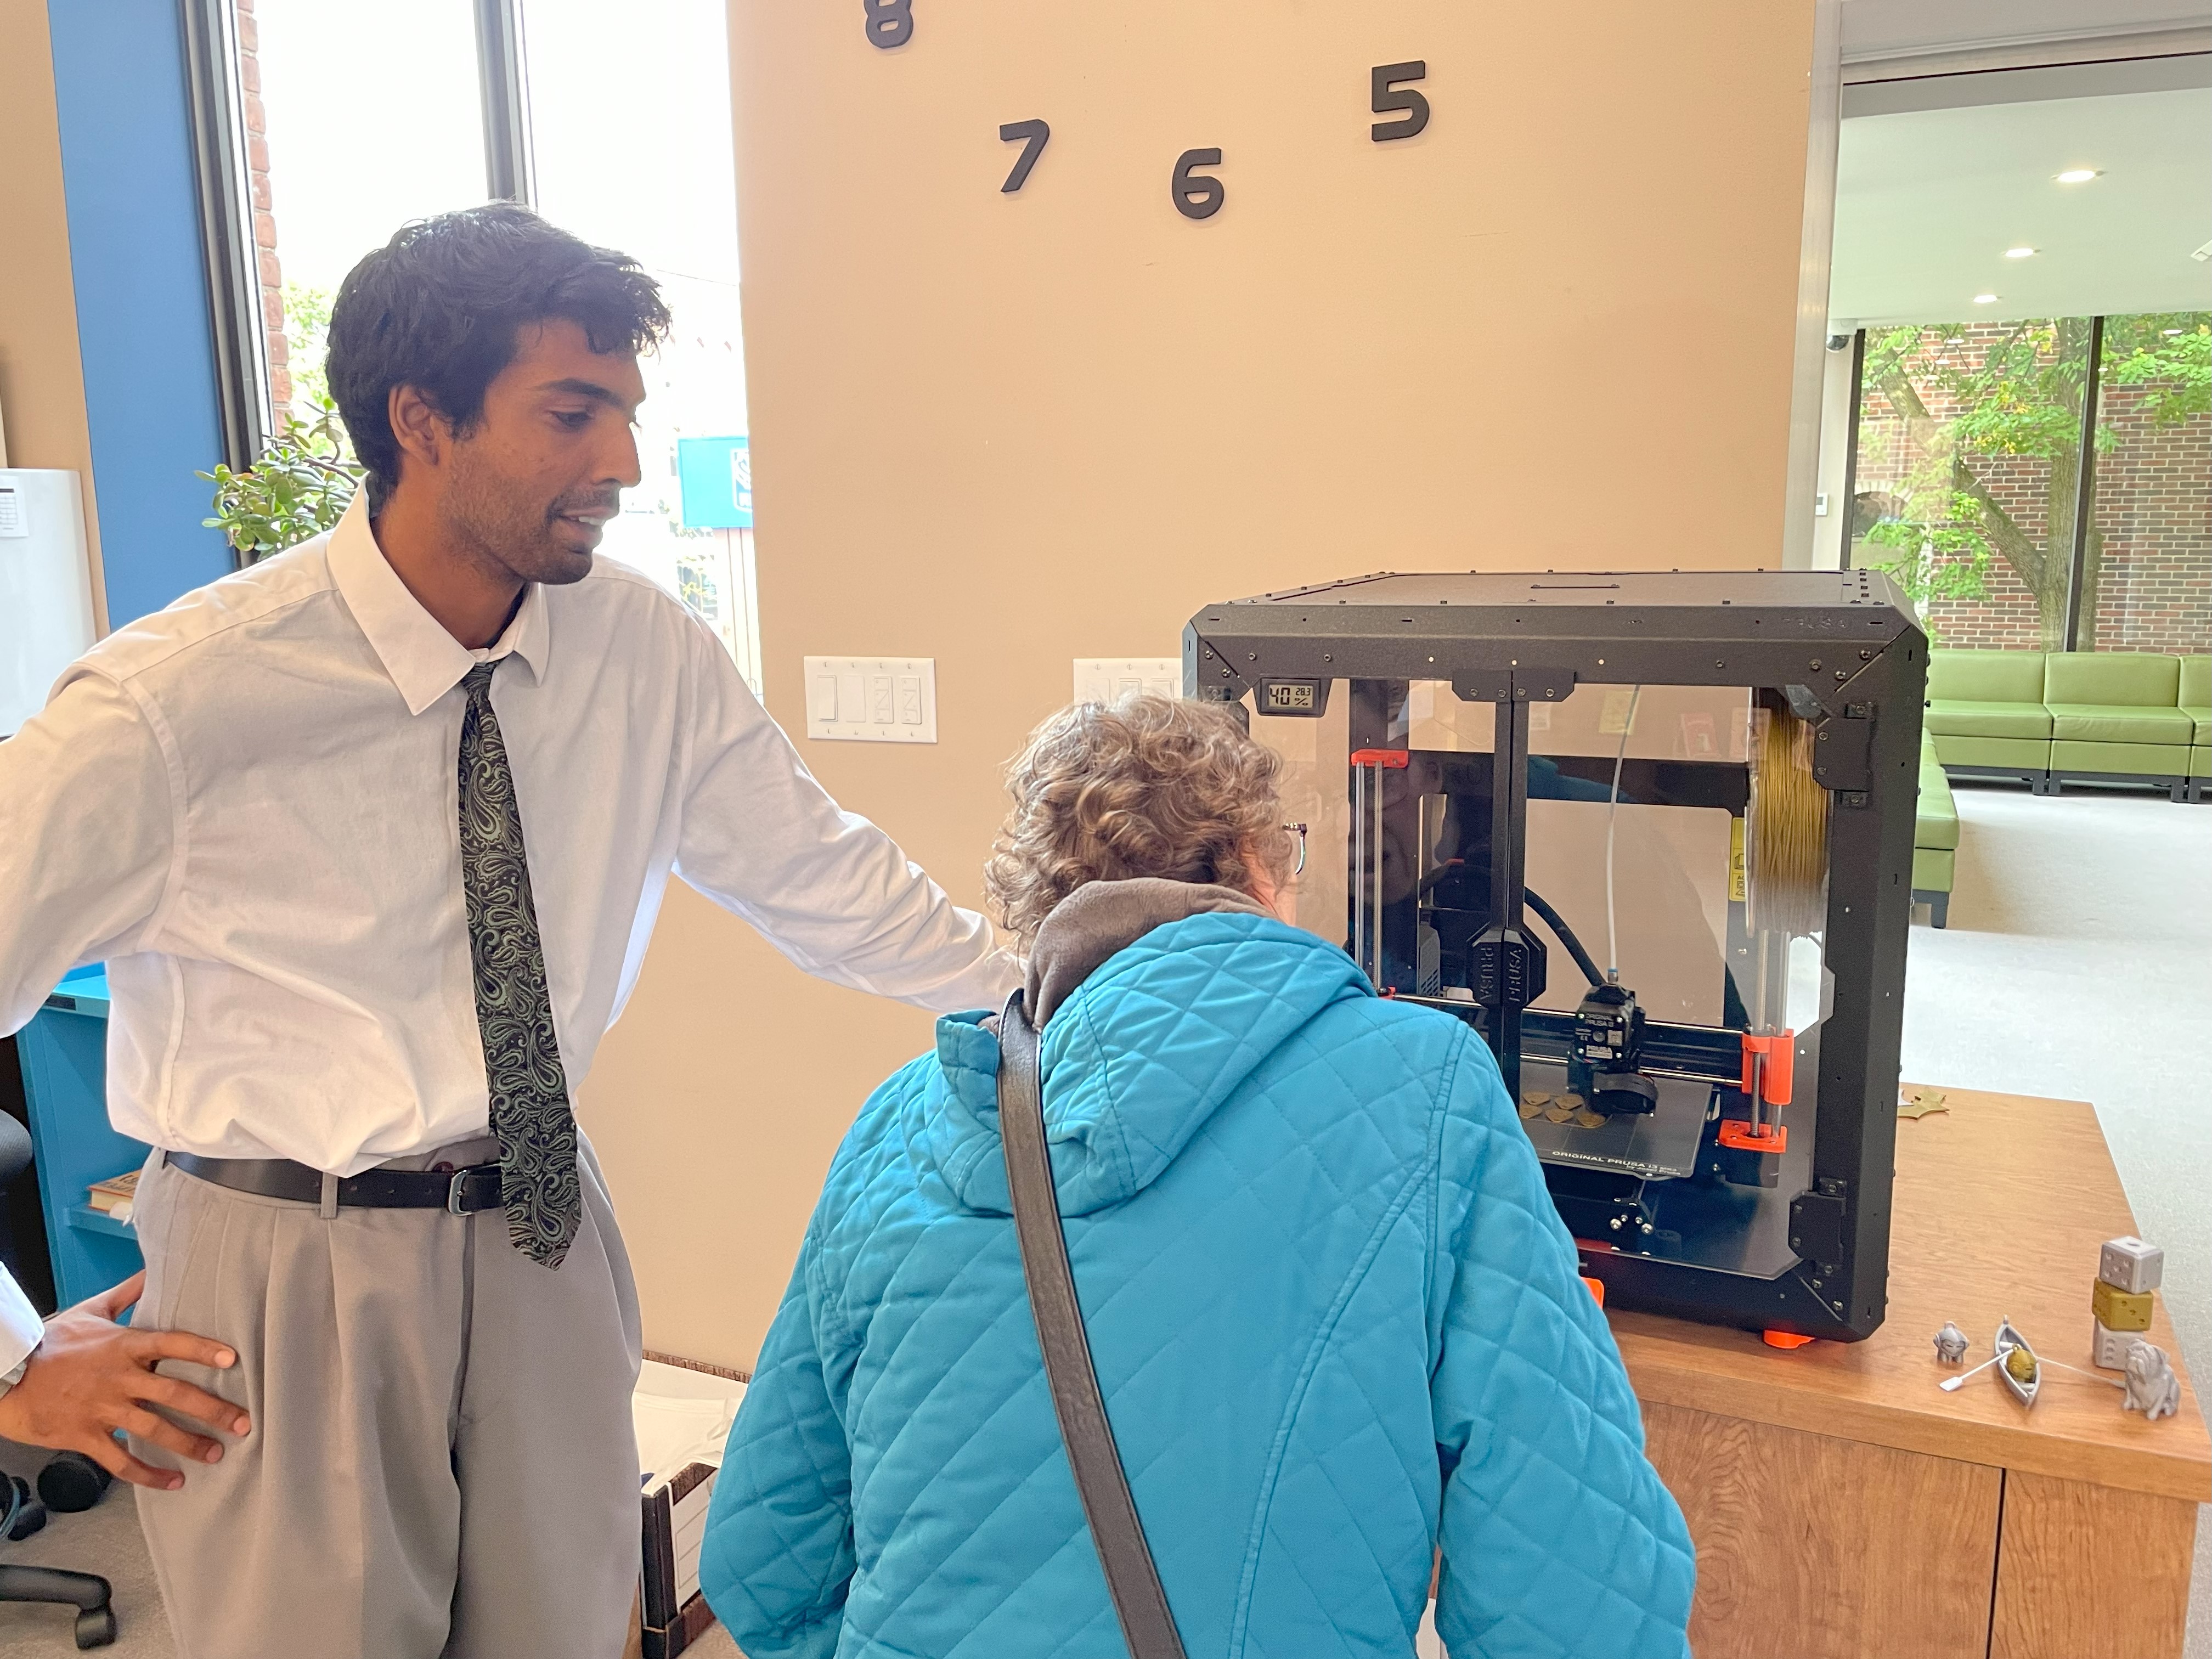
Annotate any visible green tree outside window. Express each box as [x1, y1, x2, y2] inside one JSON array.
[[1855, 314, 2208, 648]]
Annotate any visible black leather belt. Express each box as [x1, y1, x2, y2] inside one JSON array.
[[166, 1152, 505, 1214]]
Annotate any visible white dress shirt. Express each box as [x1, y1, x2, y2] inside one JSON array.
[[0, 491, 1017, 1186]]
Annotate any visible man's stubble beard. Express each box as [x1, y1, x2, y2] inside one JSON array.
[[443, 441, 594, 589]]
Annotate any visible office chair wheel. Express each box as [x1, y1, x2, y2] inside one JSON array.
[[37, 1453, 112, 1515], [1, 1475, 47, 1541], [75, 1603, 117, 1649]]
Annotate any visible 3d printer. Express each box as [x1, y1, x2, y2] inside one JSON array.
[[1183, 571, 1926, 1341]]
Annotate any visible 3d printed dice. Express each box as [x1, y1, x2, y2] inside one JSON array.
[[2089, 1237, 2165, 1372], [2091, 1278, 2153, 1332], [2092, 1319, 2141, 1372], [2098, 1235, 2163, 1295]]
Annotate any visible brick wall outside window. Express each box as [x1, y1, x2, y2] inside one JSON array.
[[237, 0, 292, 423], [1851, 320, 2209, 656]]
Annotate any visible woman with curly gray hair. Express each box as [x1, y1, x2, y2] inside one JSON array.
[[705, 694, 1694, 1659]]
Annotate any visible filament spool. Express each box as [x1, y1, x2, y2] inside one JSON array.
[[1746, 696, 1828, 943]]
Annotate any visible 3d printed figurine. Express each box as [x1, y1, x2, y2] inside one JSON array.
[[1933, 1322, 1970, 1365], [2123, 1341, 2180, 1423]]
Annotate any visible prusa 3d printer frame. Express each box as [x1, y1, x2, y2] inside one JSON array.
[[1184, 569, 1926, 1341]]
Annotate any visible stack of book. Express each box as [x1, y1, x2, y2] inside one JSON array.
[[87, 1170, 140, 1223]]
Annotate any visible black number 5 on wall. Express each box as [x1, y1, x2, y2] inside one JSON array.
[[1372, 62, 1429, 141], [864, 0, 912, 49]]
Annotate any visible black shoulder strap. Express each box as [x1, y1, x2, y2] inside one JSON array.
[[997, 990, 1188, 1659]]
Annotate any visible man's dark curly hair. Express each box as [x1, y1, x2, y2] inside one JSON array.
[[327, 204, 672, 511]]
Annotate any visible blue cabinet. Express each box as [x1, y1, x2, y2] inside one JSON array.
[[15, 967, 147, 1308]]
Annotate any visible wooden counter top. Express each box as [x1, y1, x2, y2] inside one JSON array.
[[1609, 1085, 2211, 1503]]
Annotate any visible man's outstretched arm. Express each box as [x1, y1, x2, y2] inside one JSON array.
[[671, 621, 1018, 1014], [1, 673, 248, 1483]]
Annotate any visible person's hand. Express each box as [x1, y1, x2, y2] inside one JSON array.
[[0, 1272, 251, 1491]]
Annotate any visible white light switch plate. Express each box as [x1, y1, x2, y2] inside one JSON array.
[[804, 656, 937, 743], [1073, 657, 1182, 707]]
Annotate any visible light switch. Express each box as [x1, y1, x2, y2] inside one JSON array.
[[803, 657, 936, 743], [1073, 658, 1182, 707]]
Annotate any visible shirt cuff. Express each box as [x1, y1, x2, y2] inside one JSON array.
[[0, 1269, 44, 1375]]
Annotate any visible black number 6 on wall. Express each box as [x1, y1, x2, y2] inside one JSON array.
[[1371, 61, 1429, 140], [864, 0, 912, 49], [1172, 149, 1224, 220]]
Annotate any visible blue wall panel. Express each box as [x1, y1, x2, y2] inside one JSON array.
[[47, 0, 234, 628]]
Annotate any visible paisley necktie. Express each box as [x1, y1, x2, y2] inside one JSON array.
[[458, 659, 580, 1267]]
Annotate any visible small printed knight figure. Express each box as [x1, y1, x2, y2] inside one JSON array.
[[2123, 1340, 2181, 1423], [1933, 1322, 1970, 1366]]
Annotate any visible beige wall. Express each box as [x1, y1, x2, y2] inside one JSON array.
[[0, 0, 105, 631], [580, 0, 1821, 1372]]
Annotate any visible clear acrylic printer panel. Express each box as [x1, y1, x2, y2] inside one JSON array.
[[1256, 678, 1832, 1280]]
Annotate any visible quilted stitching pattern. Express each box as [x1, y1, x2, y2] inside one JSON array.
[[701, 914, 1694, 1659]]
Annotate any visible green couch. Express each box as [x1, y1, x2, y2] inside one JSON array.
[[1913, 730, 1958, 928], [2042, 652, 2197, 796], [1924, 650, 2051, 786], [1925, 649, 2207, 802]]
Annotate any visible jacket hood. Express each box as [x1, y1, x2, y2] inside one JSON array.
[[919, 911, 1374, 1216]]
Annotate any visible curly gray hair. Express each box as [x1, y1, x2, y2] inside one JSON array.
[[983, 693, 1298, 946]]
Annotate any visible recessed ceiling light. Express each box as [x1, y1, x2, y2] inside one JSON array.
[[2004, 246, 2037, 258], [1973, 294, 1999, 304], [2055, 168, 2101, 184]]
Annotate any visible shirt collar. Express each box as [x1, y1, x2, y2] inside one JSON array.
[[325, 489, 551, 716]]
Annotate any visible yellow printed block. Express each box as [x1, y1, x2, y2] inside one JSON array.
[[2090, 1278, 2152, 1333]]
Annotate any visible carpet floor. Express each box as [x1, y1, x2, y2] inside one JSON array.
[[0, 780, 2201, 1657]]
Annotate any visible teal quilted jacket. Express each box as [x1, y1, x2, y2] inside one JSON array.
[[699, 912, 1694, 1658]]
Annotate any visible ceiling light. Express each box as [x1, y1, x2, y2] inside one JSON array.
[[2055, 168, 2101, 184], [1973, 294, 1999, 304], [2004, 246, 2036, 258], [2165, 328, 2185, 336]]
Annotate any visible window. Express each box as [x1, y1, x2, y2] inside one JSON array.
[[522, 0, 759, 687], [196, 0, 760, 688], [1847, 313, 2209, 653], [247, 0, 490, 422], [2086, 315, 2212, 652]]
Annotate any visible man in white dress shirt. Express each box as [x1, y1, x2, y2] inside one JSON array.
[[0, 205, 1015, 1657]]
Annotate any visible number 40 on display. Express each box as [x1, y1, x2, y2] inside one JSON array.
[[863, 3, 1429, 221]]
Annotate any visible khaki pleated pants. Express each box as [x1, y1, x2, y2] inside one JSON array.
[[127, 1135, 644, 1659]]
